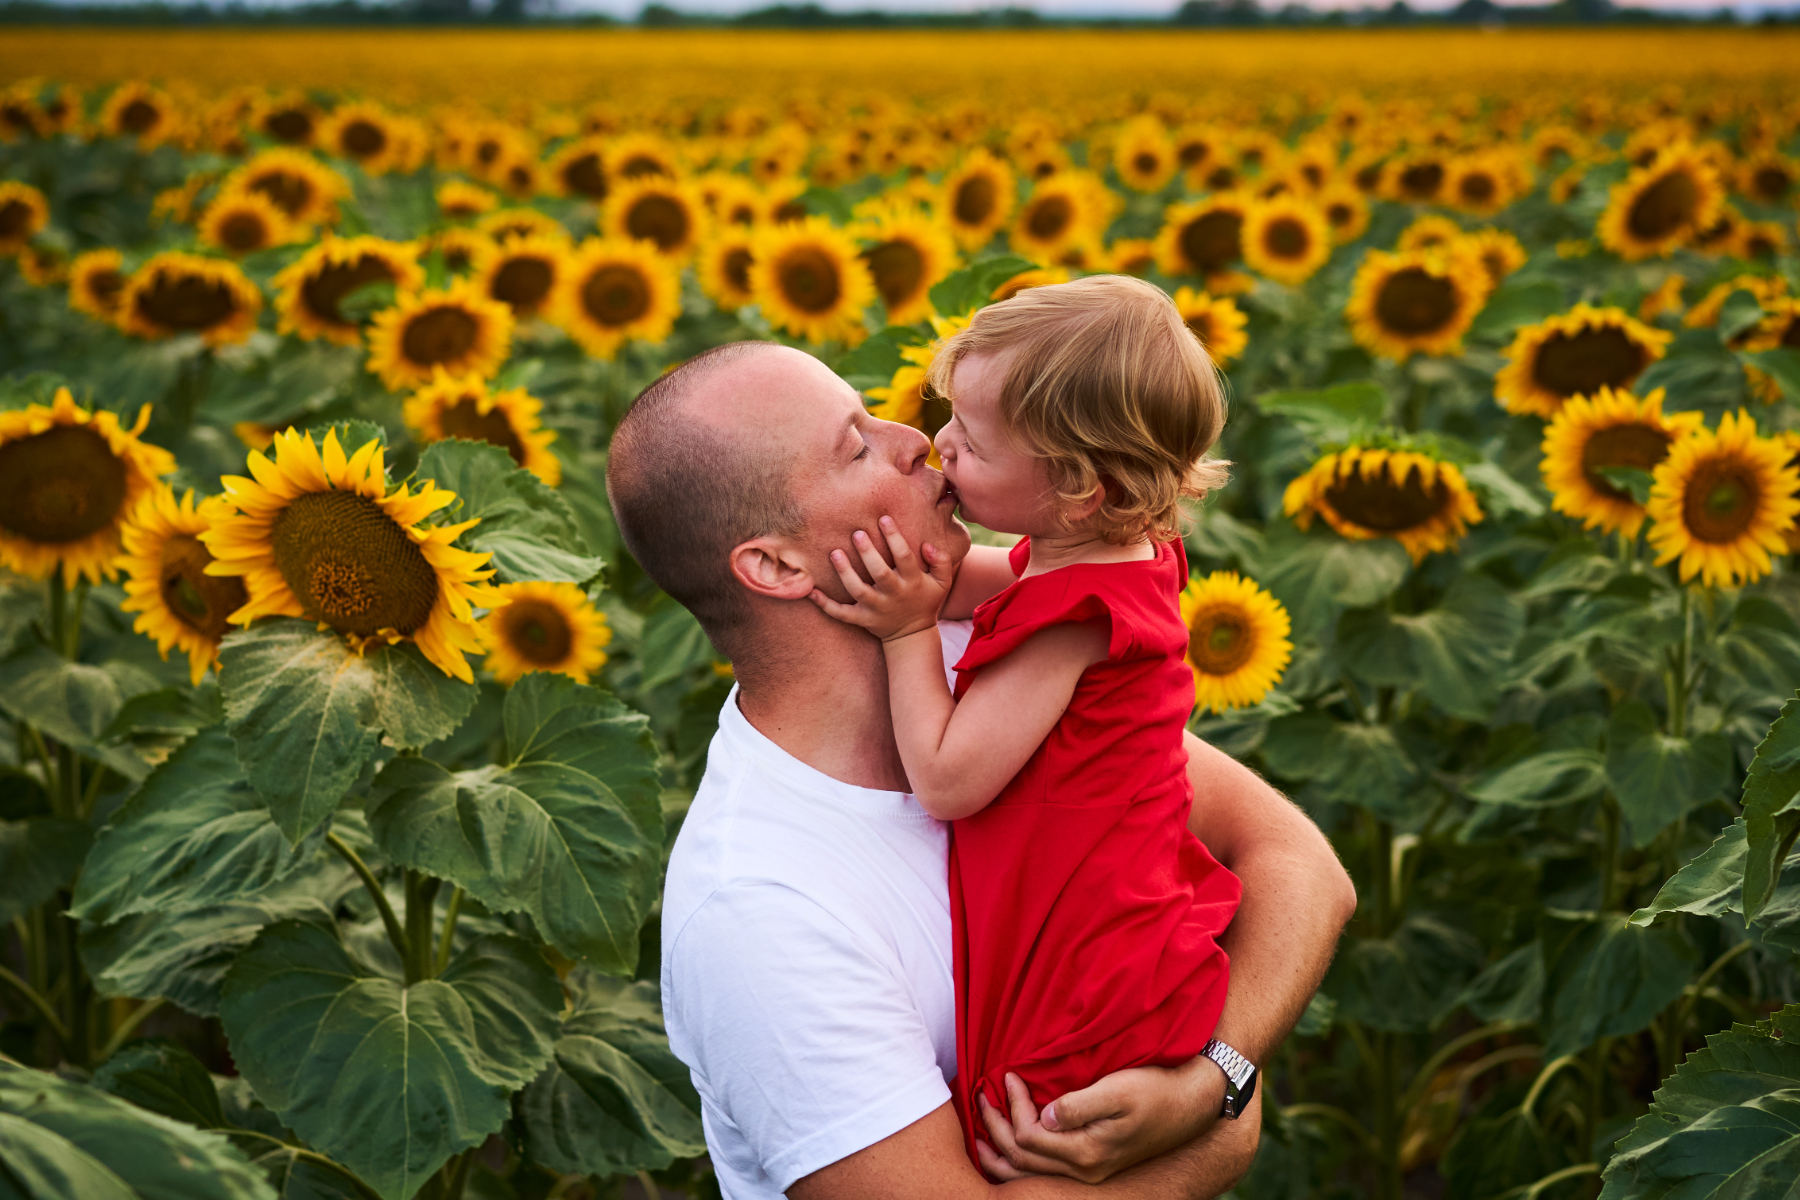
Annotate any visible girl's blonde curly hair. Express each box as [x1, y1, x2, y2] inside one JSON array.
[[925, 274, 1230, 544]]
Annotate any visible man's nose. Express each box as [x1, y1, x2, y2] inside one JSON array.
[[894, 421, 931, 471]]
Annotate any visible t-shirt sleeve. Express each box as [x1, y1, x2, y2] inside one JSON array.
[[665, 882, 952, 1191]]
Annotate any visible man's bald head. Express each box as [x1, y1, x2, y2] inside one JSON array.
[[606, 341, 805, 658]]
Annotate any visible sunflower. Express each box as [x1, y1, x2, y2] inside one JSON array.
[[1443, 152, 1516, 216], [1318, 183, 1371, 245], [366, 279, 514, 391], [16, 244, 66, 287], [273, 235, 425, 346], [1381, 151, 1451, 205], [1646, 410, 1800, 588], [1241, 195, 1332, 287], [1113, 115, 1178, 193], [1106, 237, 1157, 276], [941, 149, 1016, 252], [430, 228, 492, 276], [1540, 387, 1703, 539], [437, 180, 498, 220], [867, 313, 970, 468], [601, 177, 705, 260], [1495, 304, 1672, 419], [1142, 279, 1236, 365], [474, 233, 568, 320], [1597, 144, 1725, 262], [1283, 444, 1484, 563], [1638, 273, 1687, 323], [318, 102, 403, 175], [99, 82, 180, 149], [253, 93, 318, 146], [1738, 152, 1798, 207], [1692, 204, 1745, 257], [857, 207, 957, 325], [1345, 248, 1490, 362], [1155, 193, 1252, 287], [223, 149, 349, 229], [478, 580, 611, 686], [118, 252, 262, 347], [1460, 228, 1528, 291], [552, 237, 682, 359], [0, 181, 48, 254], [606, 132, 682, 183], [197, 190, 296, 258], [0, 388, 176, 586], [751, 217, 876, 345], [119, 486, 244, 685], [705, 173, 766, 229], [1742, 222, 1788, 261], [1743, 297, 1800, 353], [1009, 173, 1102, 263], [990, 266, 1070, 304], [1179, 571, 1292, 714], [760, 177, 812, 227], [1396, 214, 1465, 254], [698, 229, 758, 312], [200, 427, 502, 681], [1684, 275, 1787, 330], [403, 371, 560, 486], [67, 248, 126, 323], [477, 207, 569, 246], [1530, 125, 1589, 172]]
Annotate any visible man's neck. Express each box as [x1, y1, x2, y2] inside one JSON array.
[[734, 616, 912, 794]]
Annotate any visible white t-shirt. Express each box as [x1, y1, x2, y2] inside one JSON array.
[[661, 621, 974, 1198]]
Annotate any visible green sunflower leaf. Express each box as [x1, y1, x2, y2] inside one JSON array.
[[1741, 348, 1800, 403], [1540, 911, 1697, 1060], [218, 620, 477, 844], [417, 439, 603, 585], [1463, 749, 1608, 808], [1254, 381, 1387, 444], [1605, 700, 1733, 848], [1632, 820, 1750, 928], [0, 815, 90, 925], [0, 645, 153, 781], [0, 1059, 276, 1200], [518, 971, 706, 1177], [1323, 915, 1485, 1034], [1743, 694, 1800, 924], [365, 673, 662, 973], [91, 1041, 228, 1132], [220, 921, 561, 1200], [926, 254, 1036, 318], [1255, 519, 1412, 639], [1337, 573, 1525, 720]]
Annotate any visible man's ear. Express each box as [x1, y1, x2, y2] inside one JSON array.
[[729, 536, 816, 601]]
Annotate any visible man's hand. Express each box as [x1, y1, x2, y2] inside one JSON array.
[[975, 1059, 1225, 1183], [808, 516, 955, 642]]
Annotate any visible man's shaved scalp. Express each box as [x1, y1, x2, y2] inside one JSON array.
[[607, 341, 804, 657]]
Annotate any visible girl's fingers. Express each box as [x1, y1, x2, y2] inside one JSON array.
[[806, 589, 863, 624], [920, 542, 956, 587], [877, 516, 916, 569], [851, 529, 894, 585], [830, 549, 872, 600]]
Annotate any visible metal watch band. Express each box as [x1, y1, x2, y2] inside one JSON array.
[[1201, 1038, 1257, 1119]]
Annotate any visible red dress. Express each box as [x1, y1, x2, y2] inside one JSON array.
[[947, 537, 1241, 1163]]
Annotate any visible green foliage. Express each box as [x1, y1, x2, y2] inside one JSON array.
[[221, 923, 561, 1200], [417, 439, 603, 585], [925, 254, 1036, 317]]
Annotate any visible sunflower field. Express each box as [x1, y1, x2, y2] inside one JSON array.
[[4, 26, 1800, 1200]]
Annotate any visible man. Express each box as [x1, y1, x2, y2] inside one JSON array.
[[607, 341, 1356, 1198]]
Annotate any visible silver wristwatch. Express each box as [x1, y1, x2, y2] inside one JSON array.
[[1201, 1038, 1258, 1119]]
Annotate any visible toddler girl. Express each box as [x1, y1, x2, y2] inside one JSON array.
[[808, 274, 1243, 1168]]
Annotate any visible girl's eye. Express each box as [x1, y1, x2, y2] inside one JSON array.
[[962, 440, 974, 453]]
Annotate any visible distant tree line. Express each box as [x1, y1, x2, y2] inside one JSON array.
[[0, 0, 1791, 29]]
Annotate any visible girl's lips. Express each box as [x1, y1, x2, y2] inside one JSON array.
[[939, 477, 959, 506]]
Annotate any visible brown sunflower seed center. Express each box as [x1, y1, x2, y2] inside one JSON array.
[[865, 239, 925, 308], [400, 305, 480, 367], [1026, 195, 1074, 241], [1681, 456, 1762, 543], [581, 264, 651, 327], [270, 490, 440, 637], [1531, 327, 1649, 401], [437, 397, 526, 466], [490, 256, 554, 314], [1375, 268, 1458, 335], [501, 597, 574, 665], [0, 424, 129, 544], [1325, 466, 1449, 533], [625, 194, 690, 252], [1627, 169, 1699, 241], [303, 255, 398, 328], [1180, 210, 1243, 274], [777, 246, 843, 314], [1188, 610, 1255, 676], [137, 272, 240, 332], [159, 533, 246, 638], [1580, 422, 1672, 500], [953, 174, 997, 226]]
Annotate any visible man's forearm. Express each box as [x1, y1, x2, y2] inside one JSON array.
[[1185, 732, 1356, 1065]]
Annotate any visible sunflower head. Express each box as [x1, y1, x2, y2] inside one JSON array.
[[1179, 571, 1293, 714], [1646, 410, 1800, 588], [478, 207, 570, 247], [1171, 286, 1249, 368], [751, 216, 876, 346], [273, 235, 425, 347], [365, 278, 514, 392], [199, 426, 503, 681], [1495, 304, 1672, 419], [1460, 228, 1528, 291], [321, 102, 403, 174], [941, 149, 1017, 252], [1540, 387, 1703, 539], [120, 486, 245, 685], [437, 179, 499, 220], [475, 233, 568, 319], [1112, 115, 1178, 194], [100, 82, 181, 149], [0, 388, 176, 586], [1396, 214, 1465, 254], [198, 190, 296, 258], [1381, 152, 1450, 205], [223, 149, 349, 229], [551, 237, 683, 360], [67, 249, 127, 323], [546, 136, 610, 201], [699, 230, 759, 312], [1318, 183, 1371, 245], [118, 252, 262, 347], [603, 177, 706, 260], [1154, 193, 1251, 285], [478, 580, 612, 686], [1283, 442, 1484, 563], [402, 371, 560, 486], [866, 313, 970, 468], [1598, 143, 1725, 262], [0, 181, 48, 254], [853, 207, 958, 325], [1242, 195, 1332, 287], [1345, 247, 1491, 362]]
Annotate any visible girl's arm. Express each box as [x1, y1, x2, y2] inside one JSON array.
[[940, 543, 1019, 620], [808, 519, 1106, 820]]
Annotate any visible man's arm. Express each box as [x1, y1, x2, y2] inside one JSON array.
[[789, 1095, 1260, 1200], [979, 731, 1356, 1180]]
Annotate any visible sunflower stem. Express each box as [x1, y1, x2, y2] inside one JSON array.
[[79, 762, 107, 823], [326, 832, 409, 973], [405, 871, 441, 984], [435, 887, 464, 976], [1599, 793, 1622, 911], [1667, 587, 1692, 739], [63, 581, 88, 660], [45, 574, 66, 657]]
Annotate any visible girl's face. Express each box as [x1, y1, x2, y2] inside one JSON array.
[[934, 350, 1058, 537]]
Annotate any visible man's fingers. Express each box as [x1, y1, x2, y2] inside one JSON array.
[[975, 1139, 1028, 1182], [1039, 1075, 1128, 1133], [1004, 1072, 1042, 1133]]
